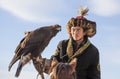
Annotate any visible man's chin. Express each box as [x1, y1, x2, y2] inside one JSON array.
[[73, 38, 79, 41], [73, 38, 83, 42]]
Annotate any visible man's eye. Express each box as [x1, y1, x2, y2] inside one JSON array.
[[77, 29, 80, 31], [72, 29, 75, 31]]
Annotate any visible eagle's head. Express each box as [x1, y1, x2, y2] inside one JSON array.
[[50, 24, 61, 36], [52, 24, 61, 31]]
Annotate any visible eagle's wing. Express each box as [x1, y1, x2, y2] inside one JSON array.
[[14, 31, 31, 54], [14, 28, 51, 77], [8, 37, 26, 71], [8, 27, 51, 71], [24, 29, 50, 46], [20, 28, 51, 56], [8, 24, 61, 78]]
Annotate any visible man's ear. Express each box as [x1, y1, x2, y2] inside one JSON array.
[[69, 58, 77, 70]]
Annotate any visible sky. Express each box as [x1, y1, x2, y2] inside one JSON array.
[[0, 0, 120, 79]]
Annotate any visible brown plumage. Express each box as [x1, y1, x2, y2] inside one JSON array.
[[32, 57, 51, 79], [8, 24, 61, 78]]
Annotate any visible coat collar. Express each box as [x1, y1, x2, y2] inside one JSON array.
[[67, 38, 90, 61]]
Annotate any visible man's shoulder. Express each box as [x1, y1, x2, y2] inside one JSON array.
[[88, 43, 99, 54], [59, 39, 69, 44], [57, 39, 69, 47], [90, 43, 98, 50]]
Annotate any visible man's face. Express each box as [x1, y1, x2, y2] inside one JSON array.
[[71, 26, 85, 41]]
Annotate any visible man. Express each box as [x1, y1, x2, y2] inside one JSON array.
[[51, 7, 101, 79]]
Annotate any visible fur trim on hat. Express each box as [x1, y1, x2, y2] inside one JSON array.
[[66, 7, 96, 38], [66, 18, 96, 37]]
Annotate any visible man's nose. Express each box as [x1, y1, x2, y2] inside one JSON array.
[[73, 30, 78, 34]]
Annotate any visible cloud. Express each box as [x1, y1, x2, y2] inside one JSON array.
[[0, 0, 120, 23], [0, 0, 69, 23], [88, 0, 120, 16]]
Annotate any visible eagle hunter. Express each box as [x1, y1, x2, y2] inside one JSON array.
[[8, 24, 61, 78]]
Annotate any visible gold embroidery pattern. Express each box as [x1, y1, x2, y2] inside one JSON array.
[[97, 63, 100, 71], [67, 38, 73, 57]]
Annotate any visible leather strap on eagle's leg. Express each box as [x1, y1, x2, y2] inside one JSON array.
[[33, 56, 52, 79], [32, 56, 44, 79], [42, 58, 52, 74]]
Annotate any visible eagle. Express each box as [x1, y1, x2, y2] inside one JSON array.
[[8, 24, 61, 78]]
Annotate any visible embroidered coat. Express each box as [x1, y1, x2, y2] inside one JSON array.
[[51, 38, 100, 79]]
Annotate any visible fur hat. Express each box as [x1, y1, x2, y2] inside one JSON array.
[[66, 7, 96, 37]]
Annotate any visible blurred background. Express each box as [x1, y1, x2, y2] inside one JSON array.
[[0, 0, 120, 79]]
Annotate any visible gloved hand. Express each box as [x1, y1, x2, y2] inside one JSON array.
[[43, 58, 52, 74], [33, 57, 51, 74]]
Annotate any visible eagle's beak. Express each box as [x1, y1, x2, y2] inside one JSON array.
[[56, 26, 61, 31], [54, 24, 61, 31]]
